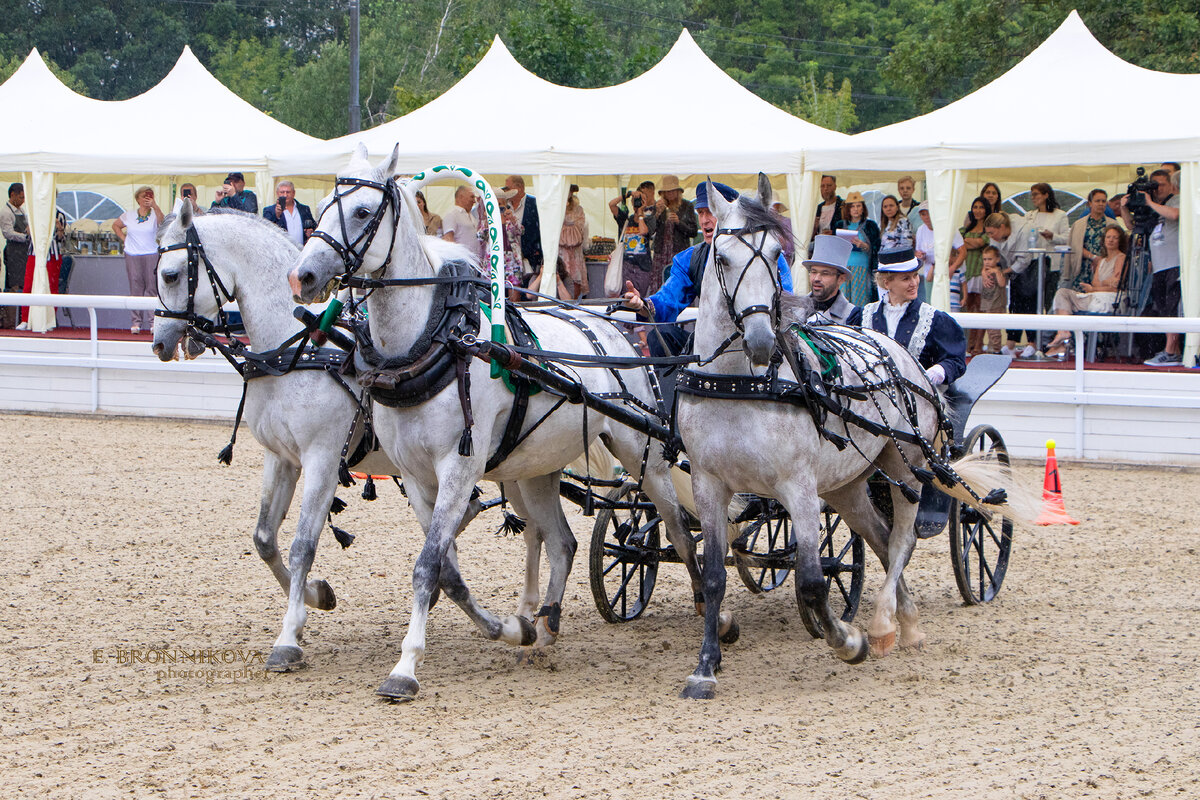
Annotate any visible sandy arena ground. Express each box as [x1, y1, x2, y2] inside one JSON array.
[[1, 412, 1198, 799]]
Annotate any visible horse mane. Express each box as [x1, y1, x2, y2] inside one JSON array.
[[200, 208, 301, 250], [420, 234, 482, 274], [779, 292, 816, 330], [735, 194, 794, 253]]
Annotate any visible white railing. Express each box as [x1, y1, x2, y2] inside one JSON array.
[[0, 293, 235, 412], [3, 294, 1199, 458]]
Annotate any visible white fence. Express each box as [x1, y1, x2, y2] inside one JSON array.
[[3, 294, 1199, 463]]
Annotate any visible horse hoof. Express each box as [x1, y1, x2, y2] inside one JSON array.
[[311, 579, 337, 611], [869, 631, 896, 659], [516, 615, 537, 647], [376, 675, 420, 702], [900, 631, 927, 651], [718, 618, 740, 645], [841, 634, 870, 665], [265, 645, 305, 672], [679, 677, 716, 700]]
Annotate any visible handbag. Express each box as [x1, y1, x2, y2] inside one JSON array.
[[604, 221, 627, 297]]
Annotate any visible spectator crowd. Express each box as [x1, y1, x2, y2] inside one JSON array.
[[0, 166, 1187, 369]]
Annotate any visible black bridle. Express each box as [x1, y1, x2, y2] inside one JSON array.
[[308, 175, 404, 289], [155, 226, 237, 336], [308, 174, 490, 296], [711, 225, 783, 335]]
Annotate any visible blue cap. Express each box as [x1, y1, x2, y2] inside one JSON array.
[[694, 181, 738, 210]]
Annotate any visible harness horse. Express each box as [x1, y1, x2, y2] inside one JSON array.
[[152, 207, 434, 672], [289, 145, 709, 701], [671, 175, 1020, 698]]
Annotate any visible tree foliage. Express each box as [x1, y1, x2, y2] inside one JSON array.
[[2, 0, 1198, 137]]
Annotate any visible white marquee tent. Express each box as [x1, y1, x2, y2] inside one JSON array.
[[804, 10, 1199, 358], [271, 30, 848, 294], [0, 47, 321, 331]]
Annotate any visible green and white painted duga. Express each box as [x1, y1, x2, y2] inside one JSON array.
[[405, 166, 505, 348]]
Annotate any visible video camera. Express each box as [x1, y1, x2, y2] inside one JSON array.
[[1125, 167, 1159, 230]]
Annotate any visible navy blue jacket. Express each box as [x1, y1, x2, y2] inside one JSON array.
[[862, 298, 966, 384], [648, 243, 793, 324], [519, 195, 542, 268], [263, 201, 316, 242]]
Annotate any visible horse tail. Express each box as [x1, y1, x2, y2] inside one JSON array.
[[938, 451, 1040, 527]]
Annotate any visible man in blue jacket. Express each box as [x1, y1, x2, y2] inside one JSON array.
[[262, 180, 315, 245], [621, 181, 793, 356]]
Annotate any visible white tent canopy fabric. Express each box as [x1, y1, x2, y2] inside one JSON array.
[[272, 30, 843, 176], [806, 11, 1200, 171], [804, 10, 1200, 360], [271, 30, 846, 295], [0, 47, 320, 330]]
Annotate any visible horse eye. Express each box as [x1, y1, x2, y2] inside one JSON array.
[[162, 271, 179, 285], [355, 207, 372, 220]]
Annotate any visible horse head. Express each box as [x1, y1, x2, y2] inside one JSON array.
[[152, 201, 212, 362], [289, 143, 403, 304], [705, 173, 786, 370]]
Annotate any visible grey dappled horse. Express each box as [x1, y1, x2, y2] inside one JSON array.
[[152, 207, 418, 671], [289, 145, 705, 701], [675, 175, 1017, 700]]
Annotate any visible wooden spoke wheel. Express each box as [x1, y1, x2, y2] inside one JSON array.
[[950, 425, 1014, 605], [589, 481, 662, 623], [797, 505, 865, 639], [733, 499, 794, 594]]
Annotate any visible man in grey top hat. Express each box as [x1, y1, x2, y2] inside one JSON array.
[[804, 234, 862, 326]]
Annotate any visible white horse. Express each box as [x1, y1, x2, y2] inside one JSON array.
[[288, 145, 706, 701], [675, 176, 1021, 699], [152, 206, 418, 672]]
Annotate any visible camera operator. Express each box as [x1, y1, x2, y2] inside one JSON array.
[[1121, 168, 1182, 366], [171, 183, 204, 217], [608, 181, 658, 296]]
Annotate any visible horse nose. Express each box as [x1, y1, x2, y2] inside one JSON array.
[[744, 325, 775, 368], [288, 267, 311, 300]]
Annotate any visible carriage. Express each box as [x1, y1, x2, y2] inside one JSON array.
[[563, 352, 1015, 635], [161, 152, 1026, 700]]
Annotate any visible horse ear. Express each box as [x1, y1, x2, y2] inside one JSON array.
[[179, 197, 193, 229], [757, 172, 772, 208], [378, 144, 400, 182], [348, 142, 370, 172], [705, 177, 730, 218]]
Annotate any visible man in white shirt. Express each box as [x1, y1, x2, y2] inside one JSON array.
[[913, 202, 964, 304], [442, 185, 481, 259], [263, 180, 315, 246]]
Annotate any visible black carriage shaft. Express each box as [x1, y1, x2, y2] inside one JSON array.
[[466, 338, 680, 449]]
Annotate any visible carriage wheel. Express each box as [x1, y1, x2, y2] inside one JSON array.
[[950, 425, 1014, 605], [734, 499, 794, 593], [589, 481, 662, 623], [797, 506, 866, 639]]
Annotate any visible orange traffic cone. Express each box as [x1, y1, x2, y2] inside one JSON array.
[[1034, 439, 1079, 526]]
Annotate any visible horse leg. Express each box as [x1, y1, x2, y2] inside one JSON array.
[[867, 449, 923, 657], [501, 482, 544, 621], [509, 473, 578, 648], [253, 450, 300, 597], [265, 451, 342, 671], [681, 470, 733, 700], [780, 482, 869, 666], [378, 471, 536, 701]]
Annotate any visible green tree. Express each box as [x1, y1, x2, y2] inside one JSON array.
[[209, 38, 296, 112], [785, 73, 858, 133]]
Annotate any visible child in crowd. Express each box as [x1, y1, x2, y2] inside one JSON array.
[[978, 245, 1008, 354]]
